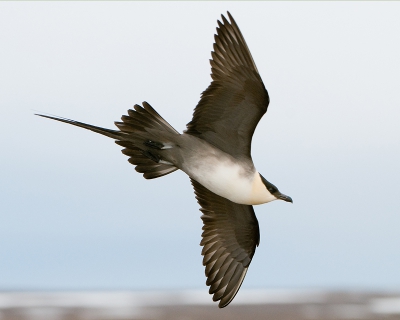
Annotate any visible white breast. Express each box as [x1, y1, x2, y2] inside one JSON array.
[[200, 162, 253, 204], [249, 171, 277, 205], [183, 154, 276, 205]]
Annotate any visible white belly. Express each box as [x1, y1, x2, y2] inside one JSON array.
[[182, 154, 275, 205], [195, 162, 254, 204]]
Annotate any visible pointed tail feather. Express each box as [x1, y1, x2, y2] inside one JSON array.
[[36, 102, 180, 179], [35, 114, 125, 140]]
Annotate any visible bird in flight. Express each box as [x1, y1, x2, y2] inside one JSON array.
[[37, 12, 292, 308]]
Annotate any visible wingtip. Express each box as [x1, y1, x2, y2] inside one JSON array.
[[220, 11, 235, 25], [218, 300, 229, 308], [218, 295, 234, 308], [221, 13, 229, 25], [217, 267, 248, 308]]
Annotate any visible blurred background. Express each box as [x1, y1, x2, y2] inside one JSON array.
[[0, 1, 399, 319]]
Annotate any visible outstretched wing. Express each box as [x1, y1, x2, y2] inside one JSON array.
[[191, 178, 260, 308], [186, 12, 269, 158]]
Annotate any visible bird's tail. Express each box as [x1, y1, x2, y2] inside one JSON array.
[[36, 102, 180, 179]]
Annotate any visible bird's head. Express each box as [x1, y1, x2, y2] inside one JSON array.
[[260, 174, 293, 203]]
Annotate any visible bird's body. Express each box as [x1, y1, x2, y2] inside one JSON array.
[[172, 135, 256, 204], [37, 12, 292, 308], [144, 132, 273, 205]]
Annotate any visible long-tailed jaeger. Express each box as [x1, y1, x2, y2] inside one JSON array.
[[37, 12, 292, 308]]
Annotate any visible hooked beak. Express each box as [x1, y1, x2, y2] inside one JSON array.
[[278, 193, 293, 203]]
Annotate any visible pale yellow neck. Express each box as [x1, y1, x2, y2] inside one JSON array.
[[250, 172, 277, 205]]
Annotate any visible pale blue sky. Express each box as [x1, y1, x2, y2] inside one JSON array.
[[1, 2, 399, 291]]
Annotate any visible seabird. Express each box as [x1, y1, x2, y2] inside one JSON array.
[[37, 12, 292, 308]]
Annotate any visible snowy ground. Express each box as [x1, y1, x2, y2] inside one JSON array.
[[1, 289, 400, 320]]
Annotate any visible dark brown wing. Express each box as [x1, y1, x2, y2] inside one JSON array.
[[186, 12, 269, 158], [191, 178, 260, 308]]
